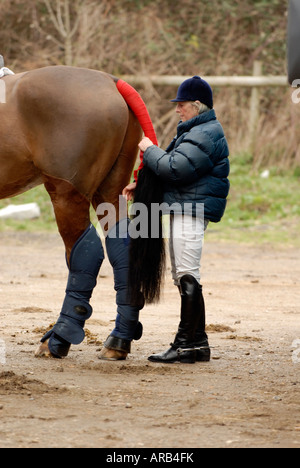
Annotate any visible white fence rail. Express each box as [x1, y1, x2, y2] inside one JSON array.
[[121, 75, 288, 88]]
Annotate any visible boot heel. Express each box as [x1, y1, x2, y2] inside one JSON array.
[[196, 347, 211, 362], [177, 348, 197, 364]]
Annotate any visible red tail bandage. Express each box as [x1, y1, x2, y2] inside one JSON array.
[[116, 79, 158, 181]]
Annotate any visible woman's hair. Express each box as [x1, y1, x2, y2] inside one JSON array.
[[192, 101, 210, 114]]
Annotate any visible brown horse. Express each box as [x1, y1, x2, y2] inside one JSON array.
[[0, 65, 151, 359]]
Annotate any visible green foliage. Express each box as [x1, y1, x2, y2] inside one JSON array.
[[210, 155, 300, 245]]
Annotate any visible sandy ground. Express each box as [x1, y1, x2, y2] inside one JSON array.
[[0, 231, 299, 449]]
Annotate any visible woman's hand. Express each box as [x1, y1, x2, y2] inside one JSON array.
[[122, 182, 137, 202], [122, 138, 155, 201], [138, 137, 154, 152]]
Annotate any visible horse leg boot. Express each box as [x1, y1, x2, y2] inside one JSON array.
[[148, 275, 206, 364], [36, 224, 104, 358], [99, 219, 144, 361]]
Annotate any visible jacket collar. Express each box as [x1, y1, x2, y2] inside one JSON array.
[[177, 109, 216, 137]]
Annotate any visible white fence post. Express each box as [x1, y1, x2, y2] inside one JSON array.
[[248, 61, 262, 154]]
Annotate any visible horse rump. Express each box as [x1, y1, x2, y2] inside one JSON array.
[[128, 166, 166, 305]]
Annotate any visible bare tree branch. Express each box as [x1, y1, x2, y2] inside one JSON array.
[[43, 0, 60, 34], [40, 0, 83, 65], [56, 0, 67, 37]]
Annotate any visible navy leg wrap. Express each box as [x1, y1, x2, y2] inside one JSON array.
[[105, 219, 144, 343], [42, 224, 104, 358]]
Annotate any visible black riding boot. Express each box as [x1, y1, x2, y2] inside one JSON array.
[[194, 284, 211, 362], [148, 275, 208, 364]]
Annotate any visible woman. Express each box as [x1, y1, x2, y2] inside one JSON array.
[[124, 76, 230, 364]]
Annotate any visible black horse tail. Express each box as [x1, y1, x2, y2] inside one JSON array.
[[114, 77, 165, 304], [129, 166, 166, 305]]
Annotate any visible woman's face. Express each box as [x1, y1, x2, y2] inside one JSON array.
[[175, 101, 198, 122]]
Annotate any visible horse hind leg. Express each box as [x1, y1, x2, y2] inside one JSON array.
[[35, 176, 104, 358], [92, 120, 145, 361]]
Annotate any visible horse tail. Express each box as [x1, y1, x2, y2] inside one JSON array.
[[115, 78, 166, 304], [115, 79, 157, 178]]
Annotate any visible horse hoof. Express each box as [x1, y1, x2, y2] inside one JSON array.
[[98, 347, 128, 361], [35, 340, 55, 358]]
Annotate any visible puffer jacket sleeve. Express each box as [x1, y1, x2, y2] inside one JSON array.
[[143, 130, 214, 186]]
